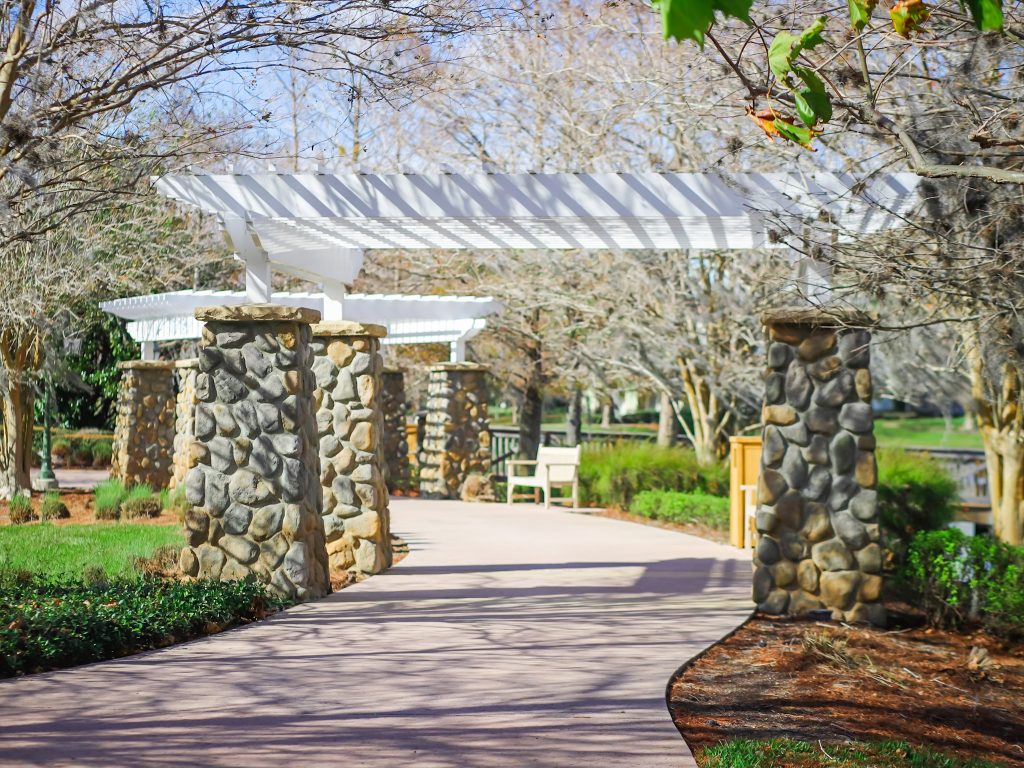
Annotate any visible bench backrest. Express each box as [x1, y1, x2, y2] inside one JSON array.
[[535, 445, 581, 483]]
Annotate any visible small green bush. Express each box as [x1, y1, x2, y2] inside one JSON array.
[[51, 439, 72, 463], [94, 479, 127, 521], [8, 494, 35, 525], [71, 444, 94, 467], [121, 485, 160, 520], [0, 575, 287, 676], [90, 440, 113, 468], [903, 528, 1024, 636], [631, 490, 730, 530], [578, 442, 728, 508], [877, 448, 959, 552], [39, 492, 70, 521], [160, 486, 189, 521]]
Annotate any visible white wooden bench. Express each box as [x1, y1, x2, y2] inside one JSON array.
[[506, 445, 581, 509]]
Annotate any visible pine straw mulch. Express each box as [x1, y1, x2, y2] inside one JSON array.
[[669, 611, 1024, 767]]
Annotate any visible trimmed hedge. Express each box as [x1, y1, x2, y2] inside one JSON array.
[[579, 443, 728, 508], [631, 490, 730, 530], [0, 575, 287, 677], [877, 448, 959, 549], [903, 529, 1024, 636]]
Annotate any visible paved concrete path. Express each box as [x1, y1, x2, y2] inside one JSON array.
[[30, 467, 109, 490], [0, 499, 752, 767]]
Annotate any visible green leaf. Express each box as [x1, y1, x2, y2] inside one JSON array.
[[651, 0, 755, 47], [767, 17, 828, 82], [793, 92, 817, 127], [773, 118, 816, 148], [961, 0, 1003, 31], [848, 0, 877, 30], [793, 66, 833, 123], [652, 0, 716, 46]]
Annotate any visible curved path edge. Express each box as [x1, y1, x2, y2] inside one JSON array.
[[0, 499, 752, 767]]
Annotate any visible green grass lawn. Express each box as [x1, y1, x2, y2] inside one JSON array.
[[874, 416, 983, 450], [0, 523, 183, 579], [700, 739, 1001, 768]]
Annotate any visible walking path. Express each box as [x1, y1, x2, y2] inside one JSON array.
[[0, 499, 752, 767]]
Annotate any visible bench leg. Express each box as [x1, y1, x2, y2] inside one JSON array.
[[507, 480, 514, 506], [572, 480, 579, 510]]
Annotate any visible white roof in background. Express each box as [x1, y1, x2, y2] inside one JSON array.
[[100, 290, 499, 346], [155, 171, 921, 255]]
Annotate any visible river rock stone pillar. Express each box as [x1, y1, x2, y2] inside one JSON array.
[[110, 360, 176, 489], [179, 305, 329, 601], [169, 359, 198, 489], [419, 363, 491, 499], [310, 322, 392, 576], [755, 308, 883, 625], [381, 368, 411, 493]]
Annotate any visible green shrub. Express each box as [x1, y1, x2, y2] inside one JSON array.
[[631, 490, 730, 530], [71, 443, 94, 467], [903, 528, 1024, 636], [578, 442, 728, 508], [94, 479, 127, 521], [121, 485, 160, 520], [0, 575, 287, 676], [51, 439, 72, 463], [8, 494, 35, 525], [90, 440, 113, 468], [39, 492, 70, 521], [877, 448, 958, 552]]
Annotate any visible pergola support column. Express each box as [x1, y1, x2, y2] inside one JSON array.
[[180, 304, 329, 601], [755, 308, 883, 625], [111, 360, 176, 489], [381, 368, 411, 493], [419, 363, 491, 499], [311, 321, 392, 576], [169, 359, 199, 489]]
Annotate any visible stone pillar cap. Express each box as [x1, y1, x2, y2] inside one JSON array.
[[117, 360, 175, 370], [762, 306, 877, 329], [428, 362, 489, 372], [174, 358, 199, 369], [311, 321, 387, 338], [194, 304, 321, 324]]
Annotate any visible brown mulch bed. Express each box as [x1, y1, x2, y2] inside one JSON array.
[[0, 492, 180, 527], [587, 506, 729, 545], [669, 612, 1024, 767]]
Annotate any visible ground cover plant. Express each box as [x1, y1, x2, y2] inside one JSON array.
[[0, 523, 182, 579], [700, 739, 1002, 768], [0, 575, 286, 677], [120, 485, 161, 520], [39, 491, 70, 521], [8, 494, 34, 525], [629, 490, 729, 531], [579, 443, 728, 508]]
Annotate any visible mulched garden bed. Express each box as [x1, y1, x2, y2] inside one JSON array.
[[669, 612, 1024, 767], [585, 506, 729, 545]]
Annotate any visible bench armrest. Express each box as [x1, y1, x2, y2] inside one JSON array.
[[507, 459, 537, 467]]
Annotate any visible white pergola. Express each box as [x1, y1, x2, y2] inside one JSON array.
[[101, 290, 499, 361], [104, 171, 921, 359]]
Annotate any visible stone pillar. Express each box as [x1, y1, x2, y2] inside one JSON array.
[[755, 308, 883, 625], [110, 360, 176, 489], [310, 322, 392, 576], [180, 305, 329, 601], [169, 359, 198, 489], [381, 368, 411, 493], [419, 363, 491, 499]]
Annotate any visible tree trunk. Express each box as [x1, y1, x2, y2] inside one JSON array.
[[566, 388, 583, 446], [677, 358, 731, 465], [0, 380, 34, 499], [518, 341, 543, 460], [657, 390, 676, 447], [519, 384, 543, 459], [965, 325, 1024, 544], [600, 401, 612, 428]]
